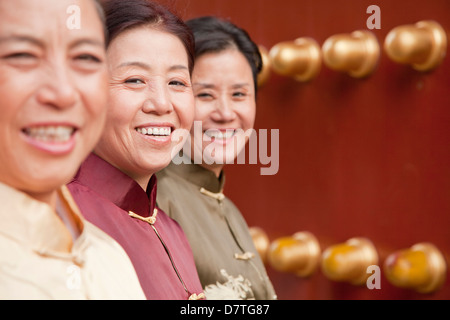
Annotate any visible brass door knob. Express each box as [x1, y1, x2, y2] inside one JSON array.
[[257, 45, 271, 87], [384, 20, 447, 71], [269, 37, 322, 82], [321, 237, 379, 285], [322, 30, 380, 78], [249, 226, 270, 264], [268, 231, 321, 277], [384, 243, 447, 293]]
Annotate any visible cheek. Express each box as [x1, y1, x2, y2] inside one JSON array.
[[0, 89, 19, 128], [75, 75, 109, 144], [106, 88, 138, 127], [77, 72, 109, 117], [241, 102, 257, 129], [192, 100, 211, 122], [174, 93, 195, 130], [0, 69, 36, 120]]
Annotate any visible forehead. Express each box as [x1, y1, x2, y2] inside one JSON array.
[[108, 27, 189, 66], [193, 49, 253, 82], [0, 0, 103, 40]]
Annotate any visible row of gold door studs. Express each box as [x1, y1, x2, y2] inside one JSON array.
[[257, 20, 447, 86], [250, 227, 447, 294]]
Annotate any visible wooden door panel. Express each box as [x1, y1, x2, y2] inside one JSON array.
[[167, 0, 450, 299]]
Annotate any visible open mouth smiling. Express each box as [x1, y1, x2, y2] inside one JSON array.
[[135, 126, 173, 137], [204, 129, 237, 140], [22, 125, 77, 143]]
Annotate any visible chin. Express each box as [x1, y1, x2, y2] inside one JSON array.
[[21, 177, 69, 200], [29, 157, 78, 185], [143, 156, 172, 173], [202, 153, 235, 166]]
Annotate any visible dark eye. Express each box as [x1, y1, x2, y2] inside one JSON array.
[[2, 52, 38, 67], [197, 93, 213, 98], [3, 52, 37, 62], [76, 54, 102, 63], [233, 92, 246, 98], [6, 52, 35, 59], [169, 80, 186, 87], [125, 78, 145, 85]]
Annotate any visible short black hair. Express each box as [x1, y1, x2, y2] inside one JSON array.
[[186, 16, 262, 94], [101, 0, 194, 73]]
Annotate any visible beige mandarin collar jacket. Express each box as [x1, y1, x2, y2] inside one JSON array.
[[0, 182, 145, 299]]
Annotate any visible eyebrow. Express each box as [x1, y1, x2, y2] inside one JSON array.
[[117, 61, 188, 72], [0, 35, 104, 49], [117, 61, 151, 70], [193, 83, 215, 89], [0, 35, 44, 47], [231, 83, 251, 89], [193, 83, 251, 89], [69, 38, 105, 49]]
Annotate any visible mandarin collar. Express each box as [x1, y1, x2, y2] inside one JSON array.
[[0, 182, 80, 253], [73, 153, 156, 218], [165, 161, 225, 193]]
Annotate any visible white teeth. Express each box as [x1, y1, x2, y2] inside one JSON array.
[[205, 130, 235, 139], [24, 126, 74, 143], [136, 127, 171, 136]]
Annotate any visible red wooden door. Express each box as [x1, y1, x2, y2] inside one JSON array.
[[166, 0, 450, 299]]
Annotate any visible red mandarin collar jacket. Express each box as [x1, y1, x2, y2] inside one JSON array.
[[68, 153, 204, 300]]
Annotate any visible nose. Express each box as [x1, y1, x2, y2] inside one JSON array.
[[142, 82, 174, 115], [210, 95, 237, 123], [36, 65, 78, 110]]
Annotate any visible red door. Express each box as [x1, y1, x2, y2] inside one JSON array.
[[168, 0, 450, 299]]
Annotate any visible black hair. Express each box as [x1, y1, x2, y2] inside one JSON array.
[[101, 0, 194, 73], [186, 16, 262, 94]]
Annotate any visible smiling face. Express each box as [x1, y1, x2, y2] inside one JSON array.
[[0, 0, 108, 206], [95, 26, 194, 188], [189, 48, 256, 176]]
